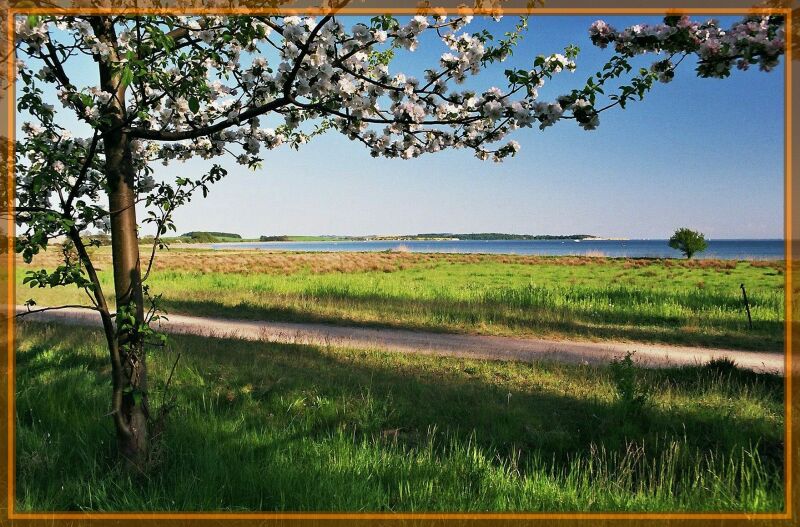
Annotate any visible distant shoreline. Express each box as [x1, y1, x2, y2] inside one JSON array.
[[256, 233, 607, 242], [190, 238, 785, 261]]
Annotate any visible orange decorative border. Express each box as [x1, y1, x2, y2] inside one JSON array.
[[0, 4, 795, 524]]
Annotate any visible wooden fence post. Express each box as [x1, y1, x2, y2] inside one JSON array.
[[740, 283, 753, 330]]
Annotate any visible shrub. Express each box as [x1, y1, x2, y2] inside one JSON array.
[[82, 233, 112, 246], [609, 352, 649, 415], [704, 357, 739, 377]]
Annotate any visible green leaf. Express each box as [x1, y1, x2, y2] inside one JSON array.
[[121, 66, 134, 86], [189, 97, 200, 114]]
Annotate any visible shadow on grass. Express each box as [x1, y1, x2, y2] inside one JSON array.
[[15, 323, 785, 511], [188, 330, 785, 457], [159, 295, 785, 352]]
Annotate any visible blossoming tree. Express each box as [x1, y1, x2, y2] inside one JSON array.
[[9, 13, 785, 465]]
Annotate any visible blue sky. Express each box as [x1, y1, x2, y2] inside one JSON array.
[[24, 15, 786, 239], [168, 15, 783, 239]]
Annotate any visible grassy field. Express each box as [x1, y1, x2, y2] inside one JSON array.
[[18, 248, 785, 351], [16, 322, 785, 512]]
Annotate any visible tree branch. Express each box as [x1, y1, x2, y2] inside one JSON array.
[[283, 15, 333, 98], [16, 304, 100, 317], [127, 97, 290, 141], [65, 129, 101, 213], [66, 226, 132, 440]]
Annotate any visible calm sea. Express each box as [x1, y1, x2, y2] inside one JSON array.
[[209, 239, 785, 260]]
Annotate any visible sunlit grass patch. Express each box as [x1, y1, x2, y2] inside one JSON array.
[[17, 249, 785, 351]]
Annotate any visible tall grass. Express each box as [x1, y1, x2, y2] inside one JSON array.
[[16, 251, 785, 350], [16, 323, 784, 512]]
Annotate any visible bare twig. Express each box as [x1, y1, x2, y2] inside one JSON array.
[[155, 351, 181, 425], [16, 304, 99, 317], [162, 352, 181, 405]]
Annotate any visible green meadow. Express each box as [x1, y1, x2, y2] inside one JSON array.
[[16, 323, 785, 512], [15, 249, 787, 512], [18, 249, 785, 351]]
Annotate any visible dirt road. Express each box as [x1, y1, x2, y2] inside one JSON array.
[[14, 306, 786, 374]]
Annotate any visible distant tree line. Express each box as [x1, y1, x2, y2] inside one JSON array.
[[76, 231, 243, 246], [258, 233, 596, 242], [181, 231, 242, 241], [416, 233, 595, 241], [80, 231, 595, 246]]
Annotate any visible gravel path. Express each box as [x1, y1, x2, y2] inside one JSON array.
[[14, 306, 785, 374]]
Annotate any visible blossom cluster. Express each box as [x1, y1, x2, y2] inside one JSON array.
[[589, 15, 785, 78], [15, 14, 585, 170], [16, 120, 108, 231], [13, 13, 787, 182]]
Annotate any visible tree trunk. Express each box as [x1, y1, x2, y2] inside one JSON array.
[[106, 126, 149, 465], [92, 17, 150, 467]]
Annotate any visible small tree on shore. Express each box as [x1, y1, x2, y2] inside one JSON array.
[[669, 228, 708, 259]]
